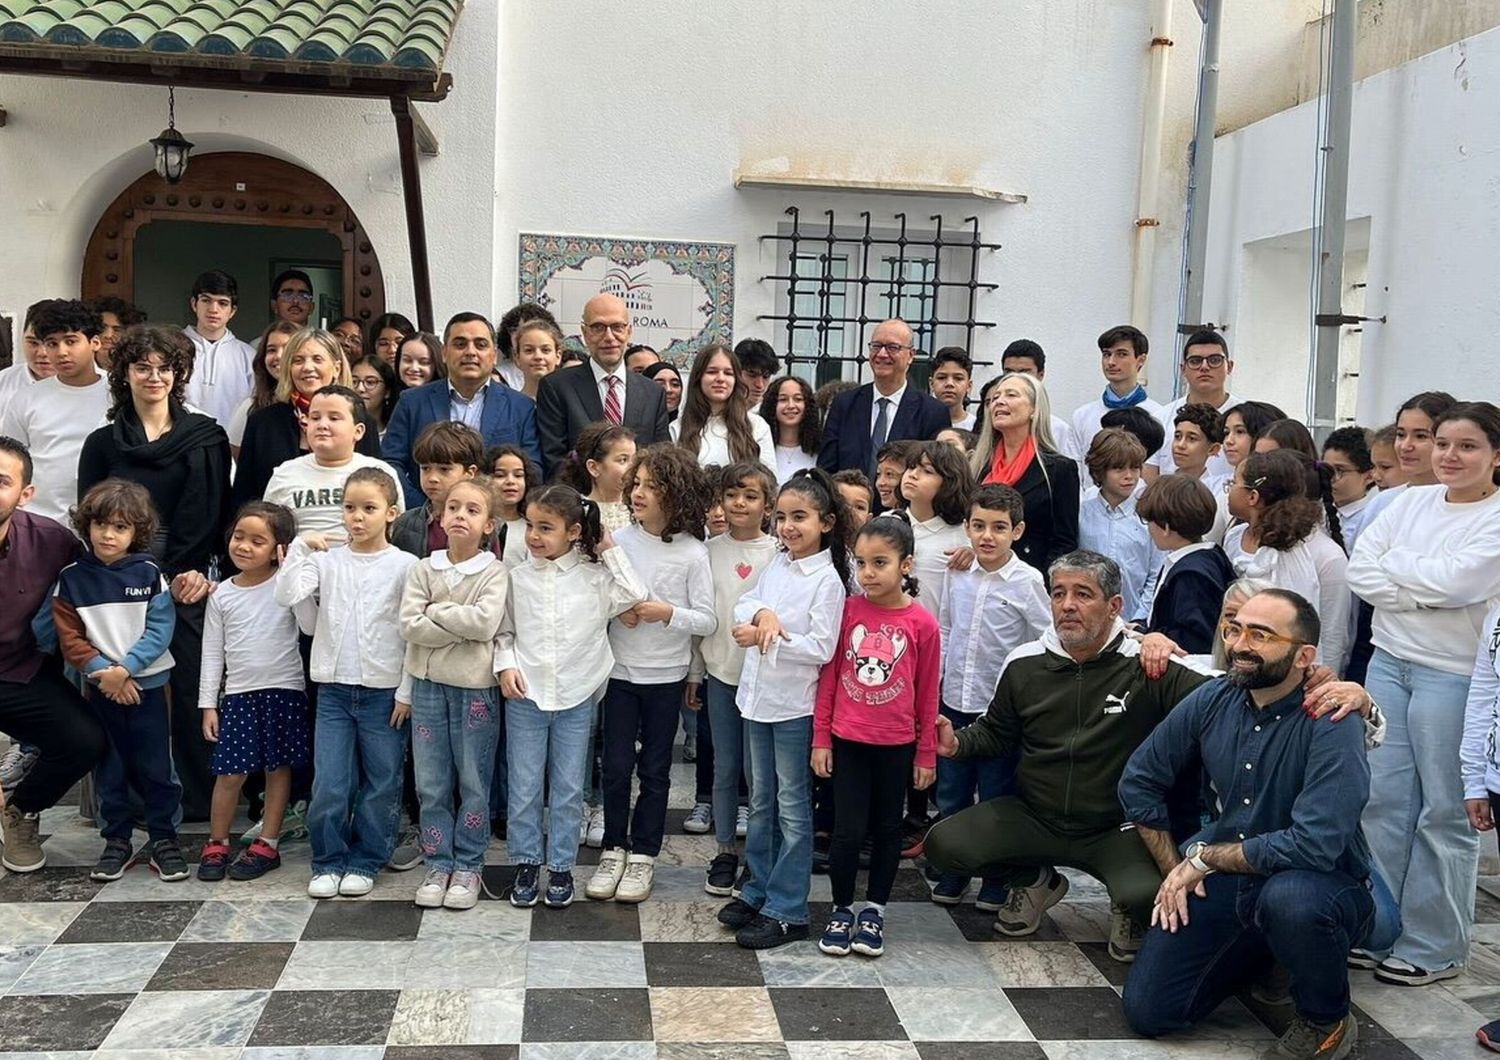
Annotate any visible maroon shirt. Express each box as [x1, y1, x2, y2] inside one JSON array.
[[0, 508, 81, 682]]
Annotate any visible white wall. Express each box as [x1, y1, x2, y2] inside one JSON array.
[[1182, 22, 1500, 424]]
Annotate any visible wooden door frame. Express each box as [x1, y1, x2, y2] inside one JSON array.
[[82, 151, 385, 323]]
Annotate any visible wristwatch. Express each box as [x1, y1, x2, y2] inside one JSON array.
[[1185, 841, 1215, 875]]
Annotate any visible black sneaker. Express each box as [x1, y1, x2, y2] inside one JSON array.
[[228, 839, 281, 881], [511, 863, 541, 907], [544, 869, 574, 909], [149, 838, 190, 882], [717, 897, 760, 930], [731, 864, 752, 899], [91, 837, 135, 881], [705, 852, 738, 897], [197, 840, 232, 882], [736, 913, 809, 950]]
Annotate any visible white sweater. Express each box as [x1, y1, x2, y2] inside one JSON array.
[[670, 412, 776, 472], [693, 532, 780, 685], [263, 453, 406, 541], [1225, 523, 1350, 674], [608, 525, 717, 683], [1347, 484, 1500, 675], [1461, 602, 1500, 799], [197, 576, 305, 708], [0, 375, 109, 523]]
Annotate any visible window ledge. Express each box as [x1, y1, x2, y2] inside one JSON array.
[[733, 168, 1027, 204]]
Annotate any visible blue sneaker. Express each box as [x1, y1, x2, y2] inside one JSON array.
[[545, 869, 575, 909], [819, 907, 855, 956], [510, 863, 540, 907], [931, 873, 969, 905], [852, 907, 885, 958], [975, 879, 1009, 912]]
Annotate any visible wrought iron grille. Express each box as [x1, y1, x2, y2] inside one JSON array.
[[758, 207, 1000, 388]]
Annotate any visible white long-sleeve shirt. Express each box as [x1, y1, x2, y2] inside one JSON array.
[[910, 515, 968, 619], [608, 525, 717, 683], [494, 547, 645, 710], [693, 532, 780, 685], [275, 538, 416, 695], [939, 554, 1052, 714], [1224, 523, 1350, 674], [1461, 602, 1500, 800], [733, 549, 846, 723], [670, 412, 776, 473], [1079, 489, 1162, 621], [183, 326, 256, 429], [197, 576, 305, 708], [0, 374, 109, 524], [1347, 484, 1500, 676]]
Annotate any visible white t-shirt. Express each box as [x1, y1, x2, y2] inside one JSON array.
[[0, 374, 110, 524], [1069, 393, 1165, 462], [774, 444, 817, 484], [198, 576, 305, 705], [1149, 393, 1238, 479], [0, 363, 42, 421], [262, 452, 406, 541], [183, 327, 257, 430]]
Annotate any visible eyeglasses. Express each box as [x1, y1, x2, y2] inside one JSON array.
[[1324, 464, 1358, 480], [1184, 353, 1227, 369], [351, 376, 383, 391], [127, 363, 173, 379], [583, 321, 630, 338], [868, 342, 910, 356], [277, 290, 314, 304], [1219, 621, 1301, 650]]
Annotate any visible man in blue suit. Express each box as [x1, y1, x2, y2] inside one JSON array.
[[383, 311, 541, 506], [817, 318, 950, 477]]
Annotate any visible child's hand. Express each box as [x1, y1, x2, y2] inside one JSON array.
[[752, 609, 788, 654], [617, 608, 641, 629], [944, 546, 976, 571], [633, 600, 674, 625], [391, 700, 411, 728], [730, 622, 758, 648], [97, 665, 130, 698], [913, 765, 935, 790], [934, 715, 959, 758], [685, 682, 702, 711], [276, 544, 287, 567], [108, 678, 142, 706], [598, 527, 616, 552], [202, 709, 220, 743], [170, 570, 214, 605], [811, 747, 833, 778], [500, 668, 527, 700], [301, 532, 331, 553]]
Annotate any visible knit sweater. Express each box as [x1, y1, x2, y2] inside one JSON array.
[[53, 550, 176, 689], [693, 532, 779, 685], [400, 550, 510, 689]]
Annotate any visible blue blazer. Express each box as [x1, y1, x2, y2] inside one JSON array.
[[382, 380, 541, 507], [816, 383, 950, 476]]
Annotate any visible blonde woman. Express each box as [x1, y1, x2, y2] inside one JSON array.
[[234, 327, 382, 506], [970, 371, 1078, 571]]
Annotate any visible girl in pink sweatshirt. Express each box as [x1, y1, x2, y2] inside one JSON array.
[[813, 512, 941, 959]]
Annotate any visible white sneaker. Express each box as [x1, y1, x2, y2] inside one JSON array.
[[614, 853, 655, 903], [415, 867, 450, 908], [338, 872, 375, 897], [735, 805, 749, 839], [444, 869, 481, 910], [684, 803, 712, 834], [585, 805, 605, 849], [585, 847, 628, 900], [308, 872, 342, 899]]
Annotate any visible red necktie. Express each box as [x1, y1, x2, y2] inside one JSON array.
[[604, 374, 623, 425]]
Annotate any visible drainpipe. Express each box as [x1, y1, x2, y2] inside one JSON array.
[[1179, 0, 1223, 338], [1130, 0, 1174, 350]]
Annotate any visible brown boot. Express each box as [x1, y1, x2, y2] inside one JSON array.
[[1, 804, 45, 872]]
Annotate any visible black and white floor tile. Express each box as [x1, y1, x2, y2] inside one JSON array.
[[1, 758, 1497, 1058]]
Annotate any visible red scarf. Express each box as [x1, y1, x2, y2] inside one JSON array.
[[985, 434, 1037, 486], [289, 388, 314, 421]]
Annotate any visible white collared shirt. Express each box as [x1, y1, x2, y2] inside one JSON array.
[[870, 382, 907, 438], [431, 547, 497, 587], [1069, 392, 1165, 462], [183, 326, 256, 429], [591, 359, 629, 420], [939, 553, 1052, 714], [1078, 488, 1163, 621], [495, 547, 647, 711], [910, 514, 968, 619], [448, 380, 488, 431], [734, 549, 846, 723]]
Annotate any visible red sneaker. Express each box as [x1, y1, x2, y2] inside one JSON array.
[[228, 839, 282, 881], [197, 840, 232, 882]]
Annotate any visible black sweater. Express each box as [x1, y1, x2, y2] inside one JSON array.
[[1145, 544, 1237, 656]]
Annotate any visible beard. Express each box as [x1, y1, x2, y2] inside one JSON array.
[[1225, 649, 1297, 689]]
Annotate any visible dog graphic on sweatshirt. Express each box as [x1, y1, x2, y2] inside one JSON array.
[[849, 624, 908, 687]]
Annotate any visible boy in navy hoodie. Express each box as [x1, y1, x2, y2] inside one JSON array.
[[1135, 474, 1235, 655], [53, 478, 185, 883]]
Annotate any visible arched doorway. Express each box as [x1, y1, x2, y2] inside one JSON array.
[[82, 151, 385, 331]]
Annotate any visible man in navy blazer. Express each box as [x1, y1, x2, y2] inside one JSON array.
[[818, 318, 951, 476], [536, 293, 671, 477], [383, 311, 540, 506]]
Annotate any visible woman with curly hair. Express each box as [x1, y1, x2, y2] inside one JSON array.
[[671, 343, 776, 473], [77, 323, 234, 821], [761, 375, 821, 484]]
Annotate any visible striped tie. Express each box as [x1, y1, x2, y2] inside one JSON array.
[[604, 374, 622, 425]]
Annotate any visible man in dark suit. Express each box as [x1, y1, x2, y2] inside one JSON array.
[[818, 318, 950, 476], [536, 293, 671, 476], [383, 311, 541, 506]]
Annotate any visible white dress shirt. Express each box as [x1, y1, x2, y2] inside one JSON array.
[[910, 515, 968, 619], [870, 383, 907, 438], [1078, 488, 1163, 621], [733, 550, 847, 723], [591, 359, 629, 420], [495, 547, 647, 711], [183, 326, 256, 429], [939, 554, 1052, 714], [608, 524, 717, 683]]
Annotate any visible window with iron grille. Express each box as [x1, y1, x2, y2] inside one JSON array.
[[760, 207, 999, 392]]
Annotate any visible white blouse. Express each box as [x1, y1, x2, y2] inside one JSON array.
[[670, 412, 776, 472]]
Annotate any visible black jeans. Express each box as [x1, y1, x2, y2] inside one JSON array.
[[829, 737, 914, 908], [90, 685, 181, 842], [0, 657, 107, 815], [601, 678, 684, 857], [167, 598, 215, 821]]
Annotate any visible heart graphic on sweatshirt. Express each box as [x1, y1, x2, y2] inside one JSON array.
[[735, 563, 753, 580]]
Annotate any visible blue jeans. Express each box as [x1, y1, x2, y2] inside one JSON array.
[[602, 679, 683, 857], [90, 685, 181, 843], [1123, 870, 1373, 1036], [410, 679, 500, 873], [308, 684, 406, 877], [742, 715, 813, 925], [705, 676, 750, 846], [506, 697, 592, 872], [934, 706, 1017, 892], [1361, 648, 1476, 969]]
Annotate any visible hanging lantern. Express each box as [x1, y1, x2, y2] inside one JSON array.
[[150, 86, 193, 184]]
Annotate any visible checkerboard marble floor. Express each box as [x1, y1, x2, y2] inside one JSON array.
[[3, 758, 1500, 1059]]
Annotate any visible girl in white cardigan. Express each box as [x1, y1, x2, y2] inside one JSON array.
[[399, 477, 511, 912]]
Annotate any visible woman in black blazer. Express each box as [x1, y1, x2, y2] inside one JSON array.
[[970, 371, 1080, 572]]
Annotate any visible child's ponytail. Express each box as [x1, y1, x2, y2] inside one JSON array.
[[528, 483, 603, 561]]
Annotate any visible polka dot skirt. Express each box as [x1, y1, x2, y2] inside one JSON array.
[[210, 687, 311, 776]]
